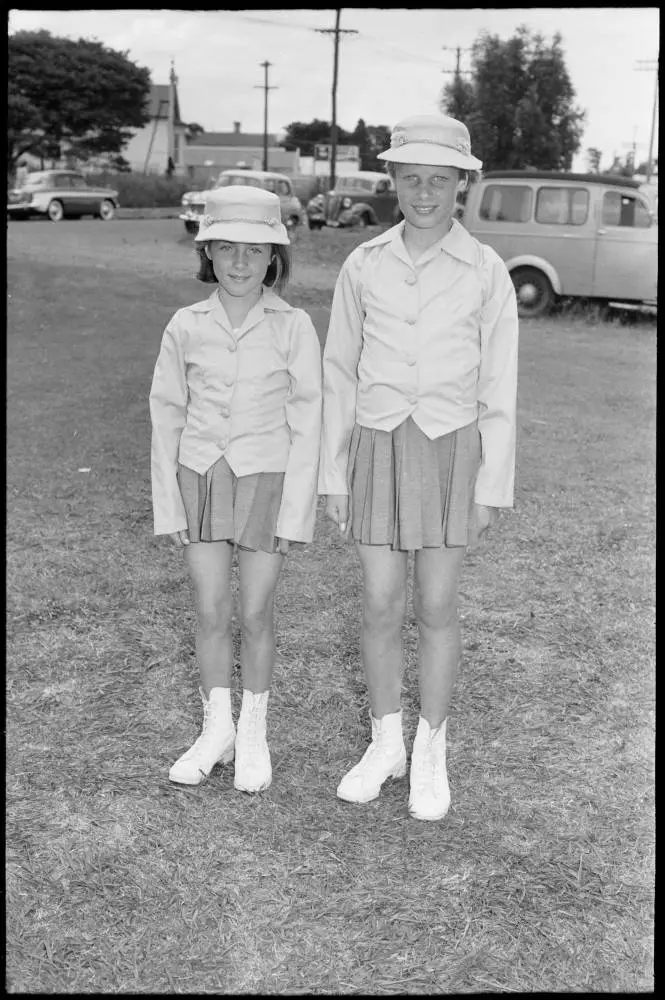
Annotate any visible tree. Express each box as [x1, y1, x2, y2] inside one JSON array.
[[7, 29, 151, 172], [279, 119, 353, 157], [351, 118, 392, 171], [185, 122, 204, 143], [440, 26, 586, 172], [586, 147, 602, 173]]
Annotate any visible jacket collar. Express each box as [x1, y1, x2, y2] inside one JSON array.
[[188, 286, 294, 313], [362, 217, 476, 266]]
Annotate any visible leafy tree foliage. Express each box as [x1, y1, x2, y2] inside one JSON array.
[[586, 147, 603, 173], [440, 26, 586, 172], [280, 117, 391, 171], [8, 29, 151, 171]]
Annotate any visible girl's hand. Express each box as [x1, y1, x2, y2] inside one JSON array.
[[326, 494, 350, 536], [468, 504, 497, 551], [170, 529, 190, 548], [276, 537, 290, 555]]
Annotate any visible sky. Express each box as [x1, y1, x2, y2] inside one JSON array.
[[8, 7, 659, 174]]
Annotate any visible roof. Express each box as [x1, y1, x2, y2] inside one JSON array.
[[146, 84, 183, 125], [188, 132, 278, 148], [483, 170, 641, 189], [220, 169, 291, 180]]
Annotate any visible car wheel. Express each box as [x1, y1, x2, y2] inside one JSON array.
[[98, 200, 115, 221], [47, 200, 64, 222], [185, 220, 199, 235], [511, 267, 554, 318], [355, 214, 369, 229]]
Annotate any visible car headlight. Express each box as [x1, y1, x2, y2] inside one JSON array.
[[181, 194, 192, 206], [342, 197, 352, 209]]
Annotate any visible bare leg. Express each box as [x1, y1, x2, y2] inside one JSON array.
[[355, 544, 409, 718], [237, 548, 285, 693], [413, 544, 466, 728], [183, 541, 235, 696]]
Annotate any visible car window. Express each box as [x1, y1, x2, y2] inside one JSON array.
[[53, 175, 73, 189], [275, 180, 291, 196], [218, 175, 263, 188], [535, 186, 589, 225], [375, 180, 389, 194], [602, 191, 652, 228], [479, 184, 532, 222], [69, 175, 88, 189]]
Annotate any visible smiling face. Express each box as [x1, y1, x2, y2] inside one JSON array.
[[394, 163, 463, 240], [205, 240, 272, 303]]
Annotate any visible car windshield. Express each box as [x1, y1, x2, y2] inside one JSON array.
[[217, 175, 265, 189], [336, 178, 378, 193]]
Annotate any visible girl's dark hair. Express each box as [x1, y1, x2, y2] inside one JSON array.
[[195, 242, 291, 295]]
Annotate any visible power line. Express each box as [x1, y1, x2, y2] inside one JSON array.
[[315, 8, 358, 190], [254, 61, 278, 171]]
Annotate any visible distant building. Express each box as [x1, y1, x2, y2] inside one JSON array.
[[122, 65, 188, 175], [184, 122, 299, 184]]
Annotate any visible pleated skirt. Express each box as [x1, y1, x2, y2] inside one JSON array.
[[348, 417, 481, 550], [177, 458, 285, 552]]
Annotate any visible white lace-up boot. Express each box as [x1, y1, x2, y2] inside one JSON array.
[[336, 709, 407, 803], [408, 716, 450, 821], [234, 690, 272, 793], [169, 687, 236, 785]]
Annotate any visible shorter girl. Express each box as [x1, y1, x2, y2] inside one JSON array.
[[150, 185, 322, 792]]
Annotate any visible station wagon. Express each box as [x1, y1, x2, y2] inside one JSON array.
[[461, 170, 658, 317]]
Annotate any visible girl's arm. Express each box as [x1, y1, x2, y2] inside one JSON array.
[[276, 312, 323, 543], [318, 251, 365, 496], [149, 320, 189, 535], [475, 249, 520, 509]]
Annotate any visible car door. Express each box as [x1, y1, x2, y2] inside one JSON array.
[[69, 173, 97, 215], [371, 178, 395, 223], [530, 183, 596, 296], [52, 174, 75, 214], [592, 190, 658, 301]]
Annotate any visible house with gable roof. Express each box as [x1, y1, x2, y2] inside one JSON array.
[[122, 66, 188, 175], [183, 122, 299, 185]]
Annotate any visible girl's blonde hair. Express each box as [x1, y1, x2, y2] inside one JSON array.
[[195, 242, 291, 295]]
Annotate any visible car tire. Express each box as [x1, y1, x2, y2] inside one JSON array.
[[98, 200, 116, 221], [355, 214, 369, 229], [47, 200, 65, 222], [511, 267, 555, 318], [184, 220, 199, 235]]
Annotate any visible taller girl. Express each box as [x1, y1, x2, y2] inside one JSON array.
[[319, 114, 519, 821], [150, 186, 322, 792]]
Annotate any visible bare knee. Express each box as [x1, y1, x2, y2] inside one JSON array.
[[197, 598, 233, 637], [239, 600, 274, 640], [363, 588, 406, 632], [413, 588, 458, 630]]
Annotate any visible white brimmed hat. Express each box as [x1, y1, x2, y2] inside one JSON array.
[[195, 185, 289, 244], [377, 114, 483, 171]]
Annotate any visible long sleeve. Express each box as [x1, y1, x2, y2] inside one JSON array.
[[475, 250, 519, 508], [149, 320, 189, 535], [318, 252, 365, 494], [276, 312, 323, 542]]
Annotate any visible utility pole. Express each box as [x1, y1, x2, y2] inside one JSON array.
[[255, 61, 277, 171], [441, 45, 472, 119], [315, 9, 357, 190], [635, 57, 659, 182], [441, 45, 472, 80]]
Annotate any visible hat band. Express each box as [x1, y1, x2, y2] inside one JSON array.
[[201, 213, 280, 228], [392, 133, 471, 156]]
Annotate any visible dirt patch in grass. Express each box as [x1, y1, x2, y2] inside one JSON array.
[[6, 219, 655, 994]]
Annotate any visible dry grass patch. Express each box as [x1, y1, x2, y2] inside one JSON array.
[[6, 220, 654, 994]]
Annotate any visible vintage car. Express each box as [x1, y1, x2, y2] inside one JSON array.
[[7, 170, 119, 222], [180, 169, 304, 236], [461, 170, 658, 317], [312, 171, 402, 228]]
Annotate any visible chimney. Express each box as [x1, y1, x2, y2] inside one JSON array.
[[233, 121, 241, 134]]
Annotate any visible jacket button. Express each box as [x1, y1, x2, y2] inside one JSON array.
[[405, 275, 417, 286], [228, 343, 238, 353], [406, 357, 416, 366], [220, 405, 230, 417]]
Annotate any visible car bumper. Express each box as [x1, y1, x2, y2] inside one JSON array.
[[7, 205, 37, 217]]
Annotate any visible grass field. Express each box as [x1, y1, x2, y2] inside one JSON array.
[[6, 218, 655, 994]]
